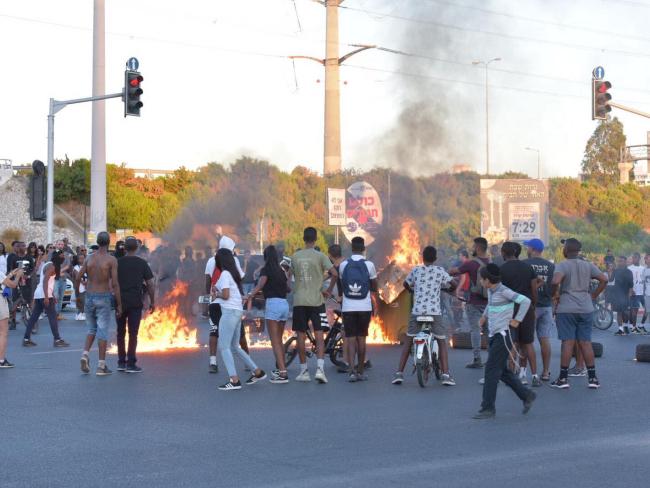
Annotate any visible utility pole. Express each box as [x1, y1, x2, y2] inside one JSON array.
[[324, 0, 342, 176], [524, 147, 541, 179], [473, 57, 501, 175], [90, 0, 107, 235]]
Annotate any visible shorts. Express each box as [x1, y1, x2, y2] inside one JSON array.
[[208, 302, 245, 340], [630, 295, 644, 309], [511, 305, 535, 345], [535, 307, 555, 339], [265, 298, 289, 322], [407, 315, 446, 339], [611, 295, 629, 313], [342, 311, 371, 337], [0, 296, 9, 320], [85, 293, 114, 341], [292, 305, 328, 332], [556, 312, 593, 342], [645, 296, 650, 312]]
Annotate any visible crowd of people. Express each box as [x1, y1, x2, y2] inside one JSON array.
[[1, 228, 646, 418]]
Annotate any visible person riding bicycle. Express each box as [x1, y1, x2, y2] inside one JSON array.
[[392, 245, 457, 386]]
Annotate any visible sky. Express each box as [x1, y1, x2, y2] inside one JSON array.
[[1, 0, 650, 178]]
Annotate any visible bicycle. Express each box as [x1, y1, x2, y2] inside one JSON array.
[[411, 315, 441, 388], [283, 309, 346, 368], [593, 301, 614, 330], [11, 285, 32, 330]]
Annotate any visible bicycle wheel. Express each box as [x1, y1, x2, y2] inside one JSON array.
[[416, 348, 430, 388], [594, 305, 613, 330], [432, 351, 442, 380], [283, 337, 298, 367], [21, 304, 31, 328]]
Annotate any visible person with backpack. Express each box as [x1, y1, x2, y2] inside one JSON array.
[[339, 237, 378, 382], [449, 237, 491, 369]]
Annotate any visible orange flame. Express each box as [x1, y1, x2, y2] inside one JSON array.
[[390, 219, 421, 268], [109, 281, 199, 354], [367, 315, 398, 344]]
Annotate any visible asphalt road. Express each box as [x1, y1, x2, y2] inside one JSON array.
[[2, 313, 650, 488]]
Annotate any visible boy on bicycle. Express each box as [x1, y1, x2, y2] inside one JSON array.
[[392, 246, 456, 386]]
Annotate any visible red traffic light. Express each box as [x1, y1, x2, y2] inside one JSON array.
[[129, 75, 143, 87], [597, 81, 611, 93]]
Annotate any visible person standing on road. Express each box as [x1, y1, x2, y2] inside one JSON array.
[[23, 250, 69, 348], [290, 227, 338, 384], [52, 239, 71, 320], [627, 252, 645, 334], [77, 232, 122, 376], [246, 245, 291, 384], [639, 254, 650, 333], [116, 237, 155, 373], [449, 237, 490, 369], [612, 256, 634, 336], [523, 239, 555, 382], [1, 266, 24, 368], [550, 238, 607, 389], [473, 264, 536, 419], [73, 253, 88, 321], [215, 249, 266, 391]]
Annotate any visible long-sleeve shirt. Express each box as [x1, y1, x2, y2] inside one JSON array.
[[482, 283, 531, 337]]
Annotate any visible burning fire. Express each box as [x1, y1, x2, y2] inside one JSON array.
[[379, 220, 422, 304], [367, 315, 397, 344], [109, 281, 199, 354]]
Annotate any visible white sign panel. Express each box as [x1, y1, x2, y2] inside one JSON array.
[[508, 202, 540, 241], [327, 188, 347, 226]]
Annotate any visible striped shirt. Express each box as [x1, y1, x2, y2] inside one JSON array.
[[482, 283, 531, 337]]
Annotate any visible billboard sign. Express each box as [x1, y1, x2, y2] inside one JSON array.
[[327, 188, 347, 226], [342, 181, 383, 245], [480, 179, 549, 245]]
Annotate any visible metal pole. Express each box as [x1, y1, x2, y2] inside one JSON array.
[[324, 0, 342, 175], [537, 151, 541, 179], [485, 64, 489, 176], [90, 0, 107, 233], [46, 99, 55, 244], [608, 101, 650, 119], [335, 226, 339, 245]]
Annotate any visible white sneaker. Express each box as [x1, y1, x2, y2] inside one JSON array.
[[519, 370, 528, 385], [478, 377, 485, 384], [295, 370, 311, 382], [80, 313, 86, 321], [314, 367, 328, 384]]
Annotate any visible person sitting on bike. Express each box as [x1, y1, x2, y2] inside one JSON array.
[[392, 245, 457, 386]]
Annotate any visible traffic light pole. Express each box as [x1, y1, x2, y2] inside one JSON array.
[[46, 92, 123, 243], [609, 101, 650, 119]]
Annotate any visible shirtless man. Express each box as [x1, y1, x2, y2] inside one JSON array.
[[76, 232, 122, 376]]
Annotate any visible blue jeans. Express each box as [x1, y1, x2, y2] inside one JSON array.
[[85, 293, 113, 341], [53, 278, 66, 314], [218, 307, 257, 378], [466, 304, 485, 359]]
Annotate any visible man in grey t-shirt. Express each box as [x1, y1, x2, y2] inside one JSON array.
[[550, 238, 607, 389]]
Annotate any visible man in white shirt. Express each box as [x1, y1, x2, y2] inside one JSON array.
[[339, 237, 378, 382], [628, 252, 645, 334], [640, 253, 650, 334]]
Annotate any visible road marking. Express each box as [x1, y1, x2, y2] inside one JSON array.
[[29, 348, 84, 355]]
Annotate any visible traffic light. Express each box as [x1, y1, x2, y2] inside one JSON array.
[[30, 160, 46, 221], [124, 70, 143, 117], [592, 79, 612, 120]]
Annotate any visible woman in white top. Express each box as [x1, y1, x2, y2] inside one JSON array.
[[1, 266, 24, 367], [214, 249, 266, 391], [0, 242, 7, 276], [73, 253, 87, 321]]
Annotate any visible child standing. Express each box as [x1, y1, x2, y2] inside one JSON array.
[[474, 264, 536, 419]]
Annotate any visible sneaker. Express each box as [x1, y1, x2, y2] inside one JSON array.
[[631, 327, 641, 335], [531, 375, 542, 387], [441, 374, 456, 386], [588, 376, 601, 389], [473, 409, 495, 420], [126, 365, 143, 374], [0, 359, 15, 368], [348, 372, 358, 383], [337, 362, 350, 374], [270, 371, 289, 384], [465, 357, 483, 369], [245, 370, 267, 385], [568, 367, 586, 377], [523, 391, 537, 414], [80, 313, 86, 321], [96, 365, 112, 376], [314, 368, 328, 384], [75, 313, 82, 321], [638, 326, 648, 335], [22, 339, 37, 347], [550, 377, 570, 389], [53, 339, 69, 348], [519, 376, 529, 386], [80, 355, 90, 374], [478, 377, 485, 385], [218, 380, 242, 391], [117, 362, 127, 372], [295, 369, 311, 382], [614, 328, 626, 336], [209, 363, 218, 374], [391, 372, 404, 385], [356, 373, 368, 381]]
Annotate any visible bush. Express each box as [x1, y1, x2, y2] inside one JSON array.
[[1, 227, 23, 244]]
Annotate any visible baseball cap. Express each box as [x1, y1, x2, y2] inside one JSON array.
[[523, 238, 544, 252]]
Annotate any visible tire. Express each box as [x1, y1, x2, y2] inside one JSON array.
[[593, 306, 613, 330], [432, 352, 442, 380], [636, 344, 650, 363], [451, 332, 488, 350], [21, 305, 31, 328], [592, 342, 603, 358], [329, 347, 347, 368], [416, 352, 430, 388], [283, 337, 298, 367]]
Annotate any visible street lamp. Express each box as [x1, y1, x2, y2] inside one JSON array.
[[473, 57, 501, 175], [524, 146, 541, 179]]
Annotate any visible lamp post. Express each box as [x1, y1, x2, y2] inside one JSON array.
[[525, 146, 541, 179], [473, 57, 501, 175]]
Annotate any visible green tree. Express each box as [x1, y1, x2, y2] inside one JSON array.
[[581, 117, 626, 186]]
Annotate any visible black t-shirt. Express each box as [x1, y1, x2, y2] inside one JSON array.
[[118, 255, 154, 310], [611, 267, 633, 299], [524, 257, 555, 307], [241, 257, 259, 284], [500, 259, 537, 299], [259, 265, 288, 299]]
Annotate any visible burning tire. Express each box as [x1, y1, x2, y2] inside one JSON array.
[[450, 332, 487, 350], [636, 344, 650, 363]]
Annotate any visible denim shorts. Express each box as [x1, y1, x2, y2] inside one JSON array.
[[556, 312, 592, 342], [535, 307, 555, 339], [85, 293, 114, 341], [265, 298, 289, 322]]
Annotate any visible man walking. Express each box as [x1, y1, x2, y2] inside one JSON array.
[[550, 238, 607, 389], [612, 256, 634, 336], [116, 237, 155, 373], [76, 232, 122, 376], [524, 238, 555, 382], [52, 239, 72, 319], [628, 252, 645, 334]]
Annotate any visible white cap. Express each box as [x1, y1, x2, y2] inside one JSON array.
[[219, 235, 236, 252]]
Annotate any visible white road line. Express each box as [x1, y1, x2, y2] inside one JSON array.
[[29, 348, 84, 355]]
